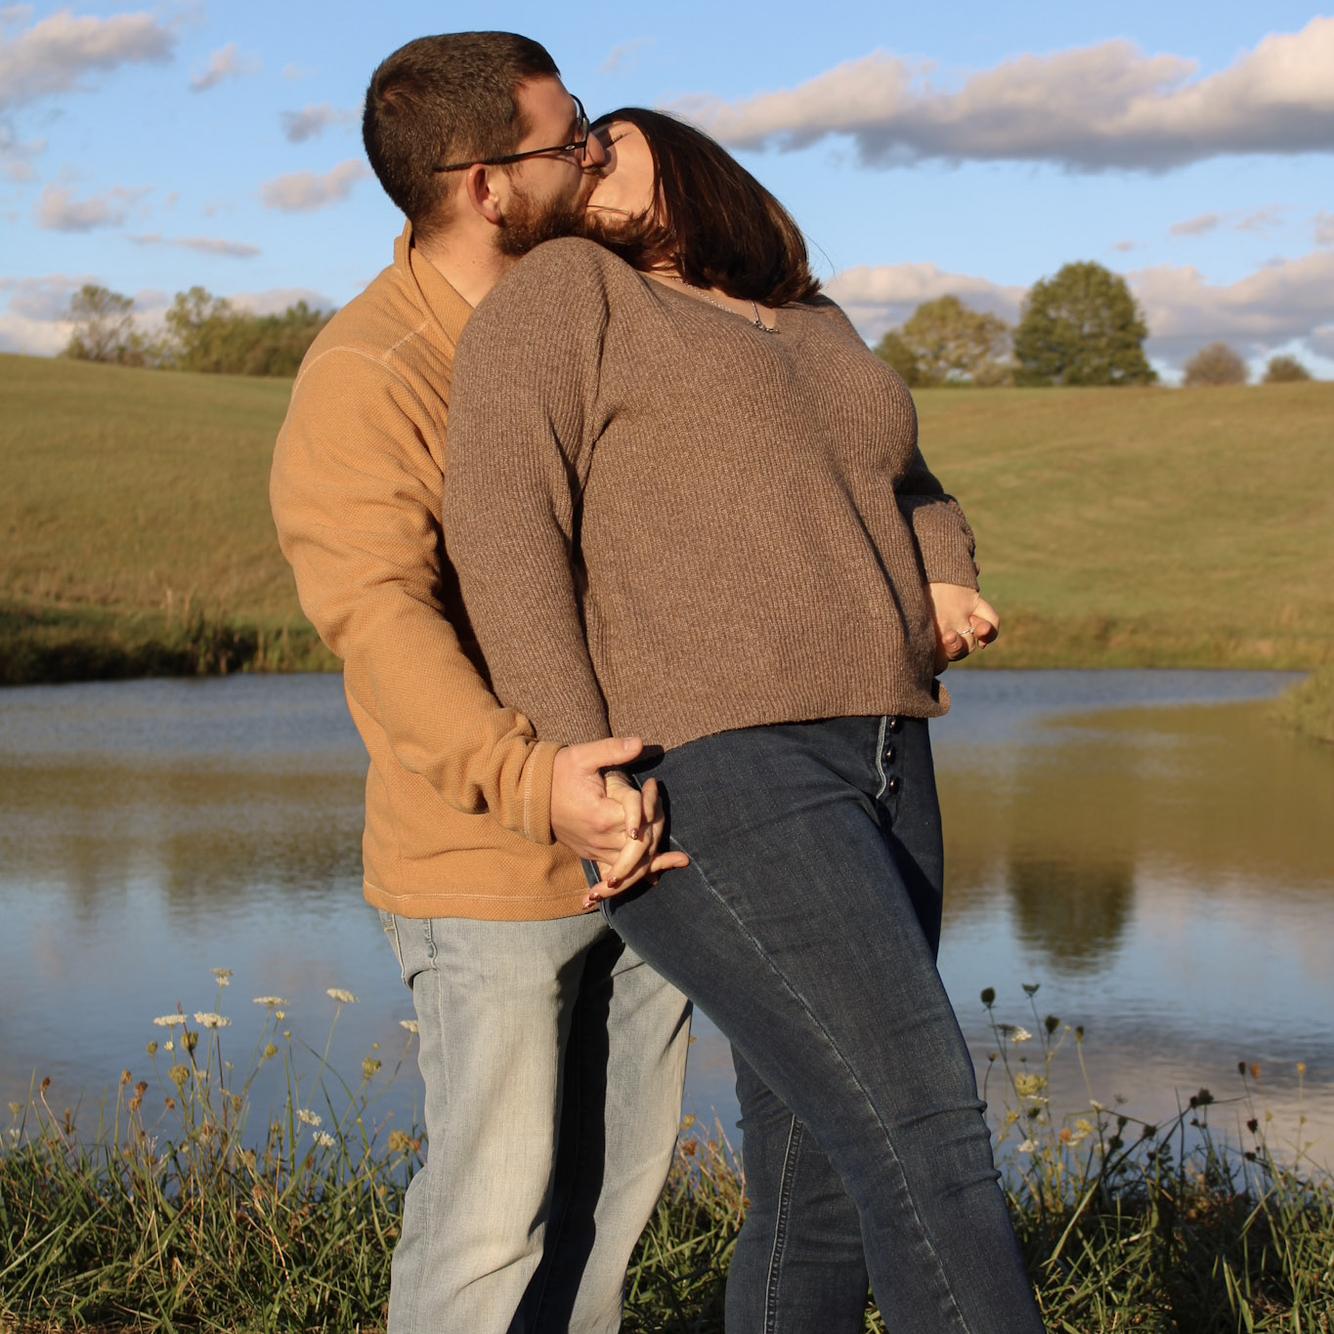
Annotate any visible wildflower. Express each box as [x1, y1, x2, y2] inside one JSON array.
[[326, 988, 358, 1004], [979, 987, 996, 1006], [153, 1015, 187, 1028], [1017, 1138, 1037, 1153], [313, 1131, 336, 1148], [1089, 1099, 1105, 1112], [7, 1102, 20, 1117], [681, 1114, 696, 1131], [274, 1011, 286, 1021], [146, 1041, 158, 1056], [252, 997, 288, 1008], [262, 1043, 278, 1060], [363, 1056, 383, 1081], [1070, 1119, 1094, 1145], [7, 1128, 18, 1146], [1010, 1027, 1033, 1044], [1022, 983, 1040, 997], [296, 1108, 322, 1127], [168, 1065, 191, 1089], [193, 1013, 230, 1029], [1296, 1061, 1307, 1076], [387, 1130, 416, 1154], [399, 1019, 419, 1034], [163, 1040, 174, 1052], [211, 968, 232, 987], [1013, 1073, 1047, 1098]]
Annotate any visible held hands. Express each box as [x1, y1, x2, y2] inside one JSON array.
[[928, 582, 1001, 673], [549, 737, 688, 910]]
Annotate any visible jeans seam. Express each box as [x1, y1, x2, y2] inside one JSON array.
[[763, 1114, 804, 1334], [872, 714, 889, 801], [669, 831, 973, 1334]]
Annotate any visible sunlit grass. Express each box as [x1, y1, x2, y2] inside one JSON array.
[[3, 354, 1333, 681], [2, 972, 1329, 1331]]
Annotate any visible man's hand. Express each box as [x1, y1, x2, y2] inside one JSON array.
[[928, 582, 1001, 673]]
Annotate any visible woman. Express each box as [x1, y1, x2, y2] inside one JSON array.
[[444, 108, 1043, 1333]]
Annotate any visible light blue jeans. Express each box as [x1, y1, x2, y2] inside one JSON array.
[[378, 909, 692, 1334]]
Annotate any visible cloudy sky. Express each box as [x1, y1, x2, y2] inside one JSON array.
[[2, 1, 1332, 379]]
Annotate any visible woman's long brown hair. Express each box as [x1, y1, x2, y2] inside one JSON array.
[[584, 107, 821, 306]]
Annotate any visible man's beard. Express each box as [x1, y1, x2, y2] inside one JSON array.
[[495, 182, 589, 258]]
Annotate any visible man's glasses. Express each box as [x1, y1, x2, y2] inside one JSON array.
[[433, 95, 591, 173]]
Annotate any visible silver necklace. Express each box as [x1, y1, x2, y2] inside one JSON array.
[[659, 274, 778, 334]]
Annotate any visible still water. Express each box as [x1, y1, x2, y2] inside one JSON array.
[[1, 670, 1329, 1166]]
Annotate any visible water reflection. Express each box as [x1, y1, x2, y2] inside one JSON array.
[[1, 670, 1329, 1166]]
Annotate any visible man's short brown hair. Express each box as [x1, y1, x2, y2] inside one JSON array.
[[362, 32, 559, 239]]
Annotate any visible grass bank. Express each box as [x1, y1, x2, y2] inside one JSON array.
[[1270, 664, 1334, 744], [2, 354, 1332, 683], [2, 980, 1330, 1332]]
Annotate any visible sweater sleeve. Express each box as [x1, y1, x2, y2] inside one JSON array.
[[270, 347, 562, 844], [442, 241, 613, 747], [896, 444, 982, 590]]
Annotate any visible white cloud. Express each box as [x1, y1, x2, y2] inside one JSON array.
[[128, 233, 260, 259], [36, 184, 148, 231], [675, 18, 1334, 172], [0, 121, 43, 180], [280, 103, 350, 144], [0, 8, 174, 109], [1171, 206, 1284, 238], [1170, 213, 1221, 237], [601, 37, 652, 76], [231, 287, 333, 316], [190, 42, 259, 93], [824, 251, 1334, 369], [260, 159, 368, 212], [824, 263, 1026, 339]]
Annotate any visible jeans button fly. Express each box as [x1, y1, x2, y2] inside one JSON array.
[[887, 716, 903, 733], [883, 746, 896, 766], [886, 775, 901, 795]]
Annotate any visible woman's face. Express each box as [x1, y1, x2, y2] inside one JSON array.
[[585, 120, 658, 228]]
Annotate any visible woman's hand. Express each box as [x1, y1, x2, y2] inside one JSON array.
[[583, 773, 687, 909], [927, 582, 1000, 673]]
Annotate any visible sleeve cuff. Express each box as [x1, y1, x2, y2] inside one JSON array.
[[518, 739, 562, 845]]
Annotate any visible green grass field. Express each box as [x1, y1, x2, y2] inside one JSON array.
[[2, 352, 1332, 684]]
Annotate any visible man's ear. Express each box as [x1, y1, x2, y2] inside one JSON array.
[[461, 163, 503, 225]]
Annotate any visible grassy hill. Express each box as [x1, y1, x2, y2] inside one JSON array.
[[2, 352, 1332, 683]]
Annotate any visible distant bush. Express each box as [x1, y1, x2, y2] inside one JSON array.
[[1184, 342, 1248, 387], [1263, 355, 1313, 384], [62, 284, 150, 366]]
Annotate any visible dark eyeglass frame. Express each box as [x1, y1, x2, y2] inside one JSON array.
[[433, 95, 590, 173]]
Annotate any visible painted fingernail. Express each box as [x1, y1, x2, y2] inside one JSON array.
[[606, 877, 621, 890]]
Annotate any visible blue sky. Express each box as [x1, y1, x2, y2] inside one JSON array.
[[2, 2, 1332, 379]]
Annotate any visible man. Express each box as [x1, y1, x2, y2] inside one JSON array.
[[270, 32, 690, 1333]]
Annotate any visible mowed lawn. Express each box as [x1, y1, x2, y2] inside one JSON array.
[[2, 352, 1332, 673]]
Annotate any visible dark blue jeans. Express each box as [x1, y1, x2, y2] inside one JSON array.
[[605, 716, 1043, 1333]]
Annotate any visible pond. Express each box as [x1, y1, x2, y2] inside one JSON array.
[[1, 669, 1329, 1169]]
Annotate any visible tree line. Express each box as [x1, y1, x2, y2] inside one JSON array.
[[873, 260, 1312, 387], [62, 284, 331, 378], [62, 260, 1315, 385]]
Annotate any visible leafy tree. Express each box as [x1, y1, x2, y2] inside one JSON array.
[[1263, 354, 1312, 384], [63, 284, 148, 365], [1183, 342, 1248, 387], [158, 287, 330, 376], [899, 295, 1011, 386], [874, 330, 924, 386], [1013, 261, 1156, 386]]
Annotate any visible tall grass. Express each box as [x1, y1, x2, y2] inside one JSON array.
[[3, 975, 1329, 1331]]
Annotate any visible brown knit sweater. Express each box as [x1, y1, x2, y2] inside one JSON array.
[[444, 237, 980, 752]]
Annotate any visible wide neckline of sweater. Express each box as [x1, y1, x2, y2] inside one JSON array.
[[641, 270, 792, 337]]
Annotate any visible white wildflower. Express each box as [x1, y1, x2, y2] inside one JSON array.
[[1089, 1099, 1105, 1112], [193, 1013, 231, 1029], [1013, 1073, 1048, 1098], [153, 1015, 187, 1028], [211, 968, 233, 987], [252, 996, 288, 1007], [1010, 1027, 1033, 1044], [296, 1108, 322, 1127], [399, 1019, 419, 1034], [163, 1040, 174, 1052], [1018, 1138, 1038, 1154], [326, 988, 358, 1004], [313, 1130, 335, 1148]]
